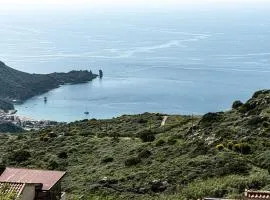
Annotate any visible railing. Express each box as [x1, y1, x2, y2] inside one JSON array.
[[245, 190, 270, 200]]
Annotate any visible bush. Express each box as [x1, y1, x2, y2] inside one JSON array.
[[227, 142, 234, 150], [48, 159, 59, 170], [156, 139, 166, 147], [125, 157, 141, 166], [200, 112, 223, 126], [216, 144, 224, 151], [240, 143, 251, 154], [102, 157, 114, 163], [137, 118, 148, 124], [167, 137, 177, 145], [111, 132, 120, 143], [48, 131, 57, 138], [233, 143, 251, 154], [233, 144, 241, 152], [10, 150, 31, 163], [138, 150, 152, 159], [232, 100, 243, 109], [40, 135, 49, 142], [256, 151, 270, 169], [79, 130, 92, 137], [58, 151, 68, 159], [214, 152, 251, 176], [0, 184, 17, 200], [137, 130, 155, 142], [238, 103, 256, 113], [247, 116, 264, 126]]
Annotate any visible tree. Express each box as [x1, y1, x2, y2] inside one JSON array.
[[137, 129, 155, 142]]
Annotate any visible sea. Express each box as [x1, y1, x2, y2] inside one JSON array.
[[1, 5, 270, 122]]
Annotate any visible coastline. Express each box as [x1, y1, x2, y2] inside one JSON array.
[[0, 109, 63, 131], [0, 61, 100, 112]]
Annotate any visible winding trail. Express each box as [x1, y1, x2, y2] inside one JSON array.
[[161, 116, 168, 127]]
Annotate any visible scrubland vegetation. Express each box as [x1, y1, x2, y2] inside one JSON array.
[[2, 90, 270, 199]]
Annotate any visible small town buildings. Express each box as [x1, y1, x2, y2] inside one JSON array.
[[0, 167, 66, 200], [244, 190, 270, 200], [204, 190, 270, 200]]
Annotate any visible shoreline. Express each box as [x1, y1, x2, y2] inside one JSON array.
[[0, 109, 63, 131]]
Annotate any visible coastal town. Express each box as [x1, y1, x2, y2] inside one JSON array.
[[0, 109, 61, 130]]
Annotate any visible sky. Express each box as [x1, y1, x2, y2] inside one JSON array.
[[0, 0, 269, 13]]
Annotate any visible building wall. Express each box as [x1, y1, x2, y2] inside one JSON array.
[[21, 184, 35, 200], [50, 182, 62, 200]]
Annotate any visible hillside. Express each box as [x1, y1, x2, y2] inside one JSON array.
[[0, 61, 98, 110], [0, 99, 14, 111], [1, 90, 270, 199], [0, 121, 24, 133]]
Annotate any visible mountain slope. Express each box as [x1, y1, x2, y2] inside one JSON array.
[[1, 91, 270, 199]]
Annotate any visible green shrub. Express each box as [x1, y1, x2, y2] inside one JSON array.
[[238, 103, 256, 113], [111, 132, 120, 143], [124, 157, 141, 166], [40, 135, 49, 142], [156, 139, 166, 147], [10, 150, 31, 163], [167, 137, 177, 145], [233, 144, 241, 152], [48, 131, 57, 138], [48, 159, 59, 170], [248, 116, 264, 126], [227, 142, 234, 150], [216, 144, 224, 151], [79, 130, 92, 136], [58, 151, 68, 159], [200, 112, 223, 126], [102, 157, 114, 163], [233, 143, 251, 154], [17, 134, 25, 140], [137, 118, 148, 124], [137, 130, 155, 142], [138, 150, 152, 159], [232, 100, 243, 109], [240, 143, 251, 154], [256, 151, 270, 169], [0, 184, 17, 200]]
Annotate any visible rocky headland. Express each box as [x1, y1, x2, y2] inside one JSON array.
[[0, 60, 99, 130], [0, 61, 98, 106]]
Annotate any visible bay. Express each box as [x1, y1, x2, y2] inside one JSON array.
[[0, 8, 270, 121]]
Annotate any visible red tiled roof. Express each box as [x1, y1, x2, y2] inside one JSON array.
[[0, 182, 25, 196], [0, 168, 66, 190]]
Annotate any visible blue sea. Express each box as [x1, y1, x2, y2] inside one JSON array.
[[1, 6, 270, 121]]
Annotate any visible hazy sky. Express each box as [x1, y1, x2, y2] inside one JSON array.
[[0, 0, 269, 12]]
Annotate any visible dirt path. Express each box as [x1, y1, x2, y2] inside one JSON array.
[[161, 116, 168, 127]]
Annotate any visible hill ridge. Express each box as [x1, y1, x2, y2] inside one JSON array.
[[1, 90, 270, 199], [0, 61, 98, 111]]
